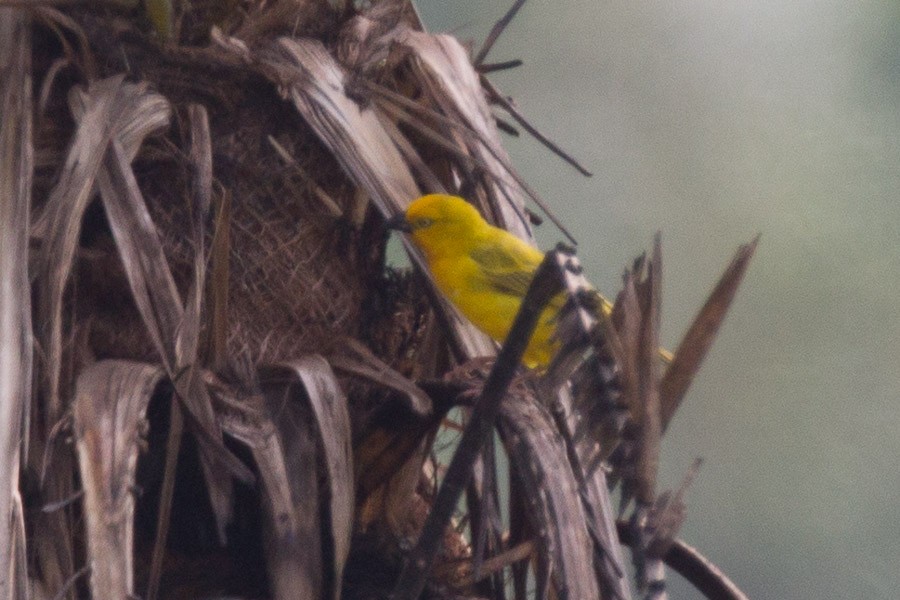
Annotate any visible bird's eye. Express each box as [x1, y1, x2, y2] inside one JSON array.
[[413, 217, 433, 229]]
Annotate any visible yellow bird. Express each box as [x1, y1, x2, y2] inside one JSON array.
[[389, 194, 613, 369]]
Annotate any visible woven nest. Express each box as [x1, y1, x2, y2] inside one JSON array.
[[137, 103, 382, 365], [35, 22, 408, 373]]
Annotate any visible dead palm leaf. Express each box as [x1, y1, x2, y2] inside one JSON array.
[[6, 1, 759, 598]]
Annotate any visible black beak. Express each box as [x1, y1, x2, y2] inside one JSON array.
[[385, 213, 411, 233]]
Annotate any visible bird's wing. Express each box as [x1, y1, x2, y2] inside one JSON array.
[[469, 243, 536, 297], [470, 234, 610, 317], [468, 230, 549, 298]]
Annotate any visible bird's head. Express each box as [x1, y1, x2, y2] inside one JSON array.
[[388, 194, 488, 258]]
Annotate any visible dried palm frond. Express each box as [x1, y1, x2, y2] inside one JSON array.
[[0, 9, 33, 599], [223, 357, 353, 600], [72, 360, 165, 598], [2, 1, 758, 598]]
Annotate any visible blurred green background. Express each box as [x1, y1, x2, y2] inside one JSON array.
[[416, 1, 900, 598]]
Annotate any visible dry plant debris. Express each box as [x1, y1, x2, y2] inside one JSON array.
[[0, 1, 756, 599]]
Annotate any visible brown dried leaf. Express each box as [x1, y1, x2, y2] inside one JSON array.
[[262, 38, 419, 215], [146, 104, 217, 600], [144, 397, 183, 600], [0, 8, 33, 599], [64, 86, 253, 550], [95, 141, 181, 371], [37, 74, 128, 422], [497, 395, 601, 600], [602, 240, 668, 593], [330, 337, 431, 416], [252, 357, 354, 600], [231, 386, 323, 600], [86, 91, 252, 526], [367, 102, 447, 194], [72, 360, 165, 599], [612, 265, 643, 420], [276, 356, 353, 600], [635, 235, 663, 505], [581, 469, 632, 600], [178, 102, 212, 370], [660, 236, 759, 430], [551, 388, 632, 600], [68, 81, 171, 165]]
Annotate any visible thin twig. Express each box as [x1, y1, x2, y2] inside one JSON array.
[[494, 115, 519, 136], [371, 93, 480, 170], [673, 457, 703, 501], [436, 539, 536, 587], [51, 565, 90, 600], [33, 6, 97, 79], [477, 59, 523, 74], [483, 77, 593, 177], [370, 103, 448, 194], [39, 413, 72, 486], [37, 57, 70, 118], [373, 90, 541, 237], [364, 80, 579, 244], [267, 134, 342, 217], [474, 0, 528, 66], [40, 491, 84, 513]]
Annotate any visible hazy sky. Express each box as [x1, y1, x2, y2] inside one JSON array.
[[417, 2, 900, 598]]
